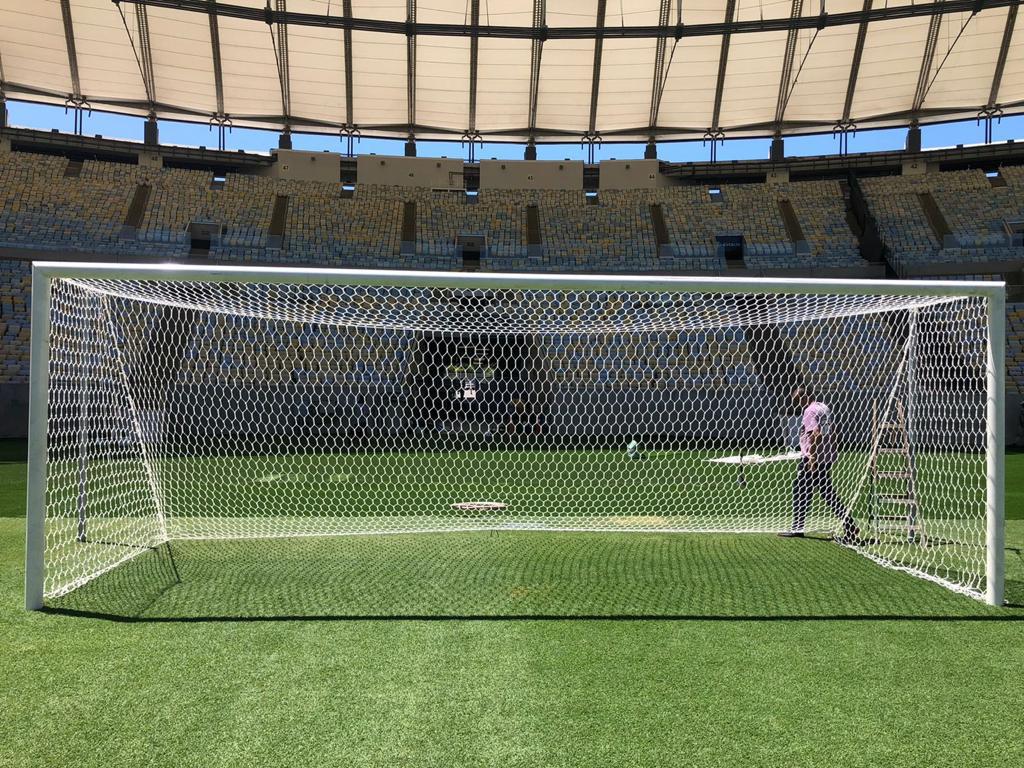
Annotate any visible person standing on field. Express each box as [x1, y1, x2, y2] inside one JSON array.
[[779, 386, 860, 544]]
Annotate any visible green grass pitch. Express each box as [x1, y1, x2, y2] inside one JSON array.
[[1, 440, 1023, 767]]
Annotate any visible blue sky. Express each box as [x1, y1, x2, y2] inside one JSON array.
[[7, 99, 1023, 163]]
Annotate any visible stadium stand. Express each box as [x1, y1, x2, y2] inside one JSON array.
[[2, 145, 1024, 401], [0, 259, 30, 384], [1008, 303, 1024, 396], [861, 168, 1024, 271], [1, 151, 863, 271], [283, 182, 404, 267]]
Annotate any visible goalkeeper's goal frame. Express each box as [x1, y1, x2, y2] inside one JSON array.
[[24, 262, 1007, 609]]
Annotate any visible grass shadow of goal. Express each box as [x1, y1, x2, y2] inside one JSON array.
[[44, 532, 1019, 622]]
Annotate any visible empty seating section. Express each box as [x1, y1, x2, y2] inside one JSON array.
[[5, 149, 1024, 391], [0, 154, 136, 251], [859, 175, 940, 264], [779, 180, 861, 267], [538, 190, 659, 272], [0, 260, 30, 383], [542, 330, 758, 389], [176, 319, 410, 387], [283, 182, 403, 266], [1008, 303, 1024, 395], [415, 189, 525, 262], [1002, 164, 1024, 192], [140, 170, 278, 258], [862, 167, 1024, 268]]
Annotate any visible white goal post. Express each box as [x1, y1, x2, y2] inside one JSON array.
[[25, 262, 1006, 608]]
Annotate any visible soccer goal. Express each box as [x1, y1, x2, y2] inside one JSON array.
[[25, 262, 1005, 609]]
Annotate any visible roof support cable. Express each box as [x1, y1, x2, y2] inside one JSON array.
[[910, 14, 942, 119], [920, 12, 975, 109], [773, 0, 805, 130], [115, 1, 158, 115]]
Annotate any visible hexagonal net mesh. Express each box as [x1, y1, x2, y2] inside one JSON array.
[[39, 273, 995, 602]]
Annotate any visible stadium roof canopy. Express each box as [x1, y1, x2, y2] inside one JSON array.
[[0, 0, 1021, 144]]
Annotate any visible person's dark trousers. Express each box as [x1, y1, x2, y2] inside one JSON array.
[[791, 457, 858, 537]]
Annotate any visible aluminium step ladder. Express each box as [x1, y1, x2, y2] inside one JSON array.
[[868, 399, 924, 545]]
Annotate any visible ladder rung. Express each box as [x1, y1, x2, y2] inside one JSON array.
[[875, 471, 912, 479], [877, 495, 917, 505], [877, 448, 908, 455]]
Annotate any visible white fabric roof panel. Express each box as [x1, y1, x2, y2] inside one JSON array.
[[349, 31, 406, 127], [287, 24, 347, 128], [718, 30, 789, 128], [996, 10, 1024, 110], [781, 24, 859, 124], [0, 0, 1019, 142], [72, 0, 148, 104], [596, 38, 656, 133], [476, 38, 532, 133], [417, 34, 470, 131], [0, 1, 73, 102], [145, 5, 218, 117], [923, 9, 1010, 110], [535, 38, 596, 135]]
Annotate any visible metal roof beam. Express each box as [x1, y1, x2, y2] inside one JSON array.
[[0, 38, 7, 98], [209, 0, 226, 117], [988, 1, 1018, 107], [841, 0, 873, 122], [647, 0, 672, 134], [586, 0, 607, 135], [343, 0, 353, 126], [711, 0, 737, 130], [59, 0, 82, 99], [773, 0, 804, 128], [468, 0, 479, 133], [118, 0, 1020, 40], [406, 0, 416, 136], [911, 14, 942, 115], [272, 0, 291, 127], [526, 0, 545, 136], [134, 3, 158, 109]]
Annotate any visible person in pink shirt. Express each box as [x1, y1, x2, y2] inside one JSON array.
[[779, 385, 860, 543]]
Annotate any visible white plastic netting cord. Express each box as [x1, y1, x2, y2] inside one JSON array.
[[40, 276, 991, 601]]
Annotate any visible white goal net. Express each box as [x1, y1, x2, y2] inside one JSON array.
[[26, 264, 1005, 607]]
